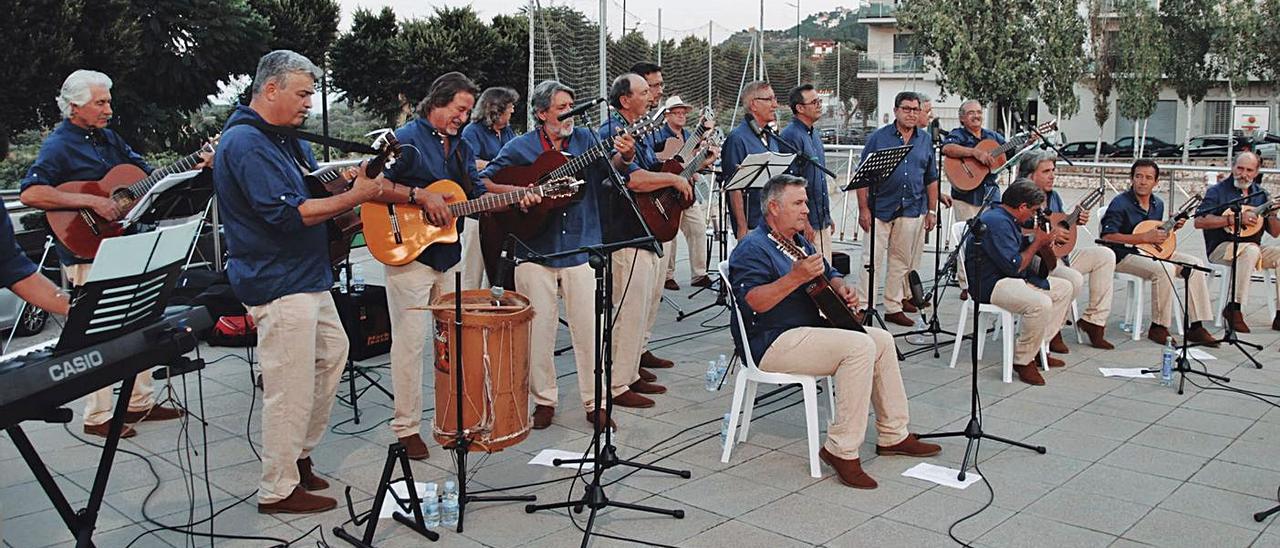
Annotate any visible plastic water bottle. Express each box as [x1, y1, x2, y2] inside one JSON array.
[[704, 360, 719, 392], [1121, 319, 1132, 333], [720, 412, 732, 447], [1160, 337, 1175, 386], [352, 263, 365, 294], [715, 354, 728, 385], [337, 267, 348, 294], [422, 483, 440, 527], [905, 315, 928, 345], [441, 480, 459, 527]]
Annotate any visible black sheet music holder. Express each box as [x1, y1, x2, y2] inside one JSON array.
[[843, 144, 913, 192]]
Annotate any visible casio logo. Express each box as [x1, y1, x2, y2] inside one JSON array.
[[48, 351, 105, 382]]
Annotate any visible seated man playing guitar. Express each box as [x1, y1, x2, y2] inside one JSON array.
[[966, 180, 1075, 385], [1017, 149, 1117, 350], [729, 174, 939, 489], [1193, 152, 1280, 332], [1100, 159, 1218, 346]]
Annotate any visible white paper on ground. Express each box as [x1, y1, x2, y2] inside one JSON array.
[[1098, 367, 1156, 378], [901, 462, 982, 489], [379, 480, 431, 519], [1188, 348, 1217, 360], [529, 449, 595, 471]]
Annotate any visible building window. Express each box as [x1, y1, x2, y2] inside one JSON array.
[[893, 33, 914, 54]]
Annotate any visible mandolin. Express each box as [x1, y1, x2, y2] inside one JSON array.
[[768, 230, 865, 332], [1224, 195, 1280, 238], [1132, 194, 1203, 260], [1047, 187, 1105, 258]]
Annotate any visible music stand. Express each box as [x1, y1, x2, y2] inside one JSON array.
[[843, 144, 913, 329]]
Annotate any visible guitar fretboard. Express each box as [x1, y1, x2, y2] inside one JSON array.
[[124, 148, 207, 199]]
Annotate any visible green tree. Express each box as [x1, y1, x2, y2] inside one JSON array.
[[1213, 0, 1263, 164], [1161, 0, 1218, 162], [487, 13, 530, 132], [249, 0, 340, 64], [330, 7, 405, 126], [0, 0, 84, 159], [1032, 0, 1087, 121], [1114, 0, 1167, 158], [607, 31, 655, 80], [1086, 0, 1115, 161]]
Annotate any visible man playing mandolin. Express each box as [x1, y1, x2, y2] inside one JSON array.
[[1100, 160, 1218, 346], [1193, 152, 1280, 332]]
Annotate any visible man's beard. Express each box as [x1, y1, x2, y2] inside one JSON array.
[[1235, 175, 1253, 189]]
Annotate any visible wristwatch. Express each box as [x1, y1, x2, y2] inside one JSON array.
[[407, 187, 418, 205]]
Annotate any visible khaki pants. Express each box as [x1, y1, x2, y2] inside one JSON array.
[[1116, 252, 1214, 327], [856, 216, 923, 314], [384, 260, 453, 439], [757, 326, 909, 460], [1048, 264, 1084, 328], [613, 249, 662, 396], [68, 263, 156, 426], [1208, 242, 1280, 309], [1067, 246, 1116, 325], [459, 217, 487, 290], [248, 291, 348, 504], [664, 206, 710, 281], [989, 277, 1073, 365], [952, 201, 982, 289], [517, 261, 597, 409]]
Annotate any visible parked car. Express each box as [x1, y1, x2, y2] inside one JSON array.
[[1109, 136, 1180, 158], [820, 128, 837, 144], [1058, 141, 1115, 159], [1176, 134, 1256, 158]]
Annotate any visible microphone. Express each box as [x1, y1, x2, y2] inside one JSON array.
[[907, 270, 929, 308], [557, 97, 606, 121], [1094, 238, 1139, 252], [490, 285, 505, 307]]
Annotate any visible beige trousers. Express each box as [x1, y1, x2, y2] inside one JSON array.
[[384, 260, 454, 439], [989, 277, 1073, 365], [459, 217, 487, 290], [1066, 246, 1116, 325], [68, 263, 156, 426], [1208, 241, 1280, 308], [248, 291, 348, 504], [757, 326, 909, 459], [856, 216, 923, 314], [664, 205, 710, 281], [613, 248, 662, 395], [952, 201, 982, 289], [1116, 252, 1214, 327], [516, 261, 597, 410]]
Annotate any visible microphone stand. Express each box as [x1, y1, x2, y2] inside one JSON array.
[[1193, 195, 1263, 368], [900, 139, 959, 358]]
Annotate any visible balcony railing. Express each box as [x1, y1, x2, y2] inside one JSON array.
[[857, 53, 926, 74], [861, 3, 898, 18]]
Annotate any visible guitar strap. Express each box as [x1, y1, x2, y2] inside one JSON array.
[[227, 117, 379, 155]]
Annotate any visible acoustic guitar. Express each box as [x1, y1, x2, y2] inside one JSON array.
[[768, 231, 865, 332], [362, 177, 582, 266], [641, 114, 721, 242], [302, 131, 402, 266], [1132, 194, 1203, 260], [943, 120, 1058, 191], [1047, 187, 1105, 258], [1223, 195, 1280, 238], [1024, 209, 1059, 278], [48, 137, 219, 259]]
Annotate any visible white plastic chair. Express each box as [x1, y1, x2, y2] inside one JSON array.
[[1209, 262, 1230, 327], [718, 260, 835, 478], [947, 222, 1049, 383], [1117, 272, 1184, 339]]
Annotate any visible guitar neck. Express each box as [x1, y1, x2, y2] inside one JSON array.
[[679, 148, 712, 180], [990, 132, 1034, 158], [127, 150, 206, 198], [546, 138, 614, 181], [448, 187, 533, 217]]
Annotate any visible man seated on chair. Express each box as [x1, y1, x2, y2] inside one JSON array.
[[966, 179, 1074, 386], [1193, 152, 1280, 333], [728, 173, 939, 489], [1100, 159, 1218, 347], [1018, 149, 1117, 350]]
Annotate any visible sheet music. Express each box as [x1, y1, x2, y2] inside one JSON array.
[[85, 217, 202, 283], [725, 151, 796, 191], [120, 170, 203, 228]]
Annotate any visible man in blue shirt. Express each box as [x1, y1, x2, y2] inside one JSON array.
[[1100, 159, 1217, 346], [729, 174, 938, 489], [215, 50, 388, 514], [461, 86, 520, 289], [781, 84, 835, 264], [964, 180, 1073, 385], [943, 100, 1006, 223], [722, 81, 782, 239], [655, 96, 713, 291], [20, 69, 188, 439], [0, 207, 70, 317], [1018, 149, 1117, 350], [856, 91, 939, 327], [1193, 152, 1280, 332]]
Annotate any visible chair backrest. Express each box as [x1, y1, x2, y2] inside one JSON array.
[[719, 259, 760, 371], [950, 221, 969, 271]]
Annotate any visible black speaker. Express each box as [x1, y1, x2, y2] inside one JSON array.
[[332, 285, 392, 361], [831, 251, 851, 277]]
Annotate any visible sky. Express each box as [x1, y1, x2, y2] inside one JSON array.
[[338, 0, 861, 43]]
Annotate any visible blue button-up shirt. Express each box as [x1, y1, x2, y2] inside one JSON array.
[[213, 105, 332, 307], [20, 120, 153, 266], [720, 119, 781, 232], [944, 127, 1005, 206], [478, 127, 607, 268], [729, 224, 841, 363], [0, 204, 37, 289], [461, 122, 517, 162], [1101, 189, 1163, 263], [1045, 189, 1065, 214], [965, 206, 1048, 303], [780, 119, 834, 230], [599, 114, 654, 247], [861, 122, 937, 221], [1196, 177, 1268, 255], [385, 118, 485, 272]]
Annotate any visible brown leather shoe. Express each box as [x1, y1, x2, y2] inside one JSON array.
[[1035, 352, 1066, 368], [297, 457, 329, 491], [123, 405, 185, 423], [875, 434, 942, 457], [83, 422, 136, 439], [1048, 331, 1070, 354], [1147, 323, 1175, 346], [585, 409, 616, 433], [1222, 305, 1250, 333], [1272, 312, 1280, 331], [1077, 320, 1114, 350], [258, 486, 337, 514], [532, 405, 554, 430], [639, 351, 674, 369], [398, 433, 430, 460], [1014, 363, 1045, 385], [691, 275, 713, 288], [638, 367, 657, 382], [1186, 323, 1219, 348], [612, 390, 655, 408], [884, 311, 914, 327], [901, 299, 918, 314], [818, 447, 877, 489], [629, 380, 667, 394], [664, 279, 680, 291], [959, 289, 969, 301]]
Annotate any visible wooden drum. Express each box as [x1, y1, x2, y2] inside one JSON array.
[[430, 289, 534, 451]]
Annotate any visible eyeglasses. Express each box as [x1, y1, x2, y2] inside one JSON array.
[[962, 110, 983, 115], [896, 106, 921, 113], [753, 96, 778, 103], [800, 98, 823, 107]]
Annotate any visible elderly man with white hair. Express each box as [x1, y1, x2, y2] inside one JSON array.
[[20, 69, 197, 439]]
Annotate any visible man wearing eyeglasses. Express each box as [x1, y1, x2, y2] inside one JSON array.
[[780, 84, 834, 263], [855, 91, 939, 327], [942, 100, 1004, 298], [722, 81, 782, 240]]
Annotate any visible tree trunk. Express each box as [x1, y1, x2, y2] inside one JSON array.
[[1132, 119, 1140, 159], [1182, 97, 1192, 164], [1095, 127, 1105, 163], [1228, 84, 1237, 167]]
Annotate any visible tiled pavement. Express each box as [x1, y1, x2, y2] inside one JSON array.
[[5, 188, 1280, 547]]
